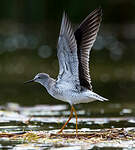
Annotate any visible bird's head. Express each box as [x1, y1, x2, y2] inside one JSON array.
[[24, 73, 49, 85]]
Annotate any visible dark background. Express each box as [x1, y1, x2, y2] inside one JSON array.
[[0, 0, 135, 105]]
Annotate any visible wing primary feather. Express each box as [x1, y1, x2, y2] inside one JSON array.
[[57, 11, 81, 88], [74, 7, 102, 91]]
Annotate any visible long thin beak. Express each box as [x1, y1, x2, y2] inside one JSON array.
[[24, 79, 35, 84]]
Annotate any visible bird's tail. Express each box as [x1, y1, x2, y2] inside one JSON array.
[[90, 92, 109, 102]]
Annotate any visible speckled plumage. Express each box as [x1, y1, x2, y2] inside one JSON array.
[[25, 8, 108, 133], [26, 8, 108, 105]]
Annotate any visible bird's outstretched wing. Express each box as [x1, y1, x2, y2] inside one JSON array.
[[57, 12, 80, 86], [74, 8, 102, 91]]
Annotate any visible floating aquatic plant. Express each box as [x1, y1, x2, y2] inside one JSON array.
[[0, 128, 135, 148]]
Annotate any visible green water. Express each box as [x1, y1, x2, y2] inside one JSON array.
[[0, 40, 135, 149]]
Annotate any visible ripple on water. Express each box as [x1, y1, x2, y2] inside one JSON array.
[[0, 103, 134, 149]]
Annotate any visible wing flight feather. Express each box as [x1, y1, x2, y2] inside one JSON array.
[[74, 8, 102, 90], [57, 12, 79, 85]]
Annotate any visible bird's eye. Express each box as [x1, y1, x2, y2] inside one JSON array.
[[38, 77, 41, 79]]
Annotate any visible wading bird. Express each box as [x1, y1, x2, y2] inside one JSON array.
[[25, 8, 108, 134]]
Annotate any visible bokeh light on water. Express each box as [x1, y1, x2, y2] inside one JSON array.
[[0, 1, 134, 149], [0, 21, 134, 102], [38, 45, 52, 58], [94, 30, 125, 61]]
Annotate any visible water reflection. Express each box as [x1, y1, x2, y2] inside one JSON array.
[[0, 102, 135, 127]]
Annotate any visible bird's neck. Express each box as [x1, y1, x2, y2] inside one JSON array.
[[40, 77, 56, 93]]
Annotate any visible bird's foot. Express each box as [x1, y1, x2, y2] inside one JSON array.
[[57, 130, 64, 135]]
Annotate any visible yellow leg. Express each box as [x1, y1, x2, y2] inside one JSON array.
[[58, 106, 73, 134], [72, 106, 78, 135]]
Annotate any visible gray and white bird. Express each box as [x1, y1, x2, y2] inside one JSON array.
[[25, 8, 108, 134]]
